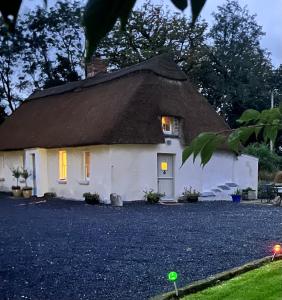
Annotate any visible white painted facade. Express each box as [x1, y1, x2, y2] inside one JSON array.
[[0, 138, 258, 202]]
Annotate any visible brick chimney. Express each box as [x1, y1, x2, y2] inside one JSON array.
[[86, 56, 107, 78]]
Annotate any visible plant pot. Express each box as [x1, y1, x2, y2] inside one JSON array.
[[232, 195, 241, 202], [248, 190, 256, 200], [12, 188, 21, 197], [242, 191, 248, 200], [187, 196, 199, 203], [22, 189, 32, 198], [85, 197, 99, 205], [110, 193, 123, 206]]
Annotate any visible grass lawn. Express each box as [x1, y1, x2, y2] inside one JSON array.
[[182, 260, 282, 300]]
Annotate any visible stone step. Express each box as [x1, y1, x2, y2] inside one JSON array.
[[218, 185, 230, 191], [226, 182, 239, 187]]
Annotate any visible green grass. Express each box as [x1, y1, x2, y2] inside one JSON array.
[[182, 260, 282, 300]]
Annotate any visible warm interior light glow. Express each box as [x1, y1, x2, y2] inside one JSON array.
[[161, 162, 168, 171], [161, 116, 172, 133], [84, 151, 90, 180], [59, 150, 67, 180], [273, 244, 281, 254]]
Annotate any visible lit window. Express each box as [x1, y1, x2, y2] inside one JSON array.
[[84, 152, 90, 180], [161, 116, 173, 134], [59, 150, 67, 180]]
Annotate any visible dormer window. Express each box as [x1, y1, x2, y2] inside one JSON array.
[[161, 116, 180, 136], [162, 116, 173, 134]]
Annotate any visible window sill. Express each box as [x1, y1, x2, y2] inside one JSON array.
[[58, 180, 67, 184], [78, 180, 90, 185], [164, 134, 179, 138]]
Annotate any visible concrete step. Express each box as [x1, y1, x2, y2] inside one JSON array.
[[200, 182, 239, 201]]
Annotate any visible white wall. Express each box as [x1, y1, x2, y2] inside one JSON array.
[[0, 151, 24, 191], [108, 140, 258, 200], [234, 154, 258, 192], [0, 141, 258, 201], [47, 146, 111, 201]]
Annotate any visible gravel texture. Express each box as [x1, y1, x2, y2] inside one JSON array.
[[0, 195, 282, 300]]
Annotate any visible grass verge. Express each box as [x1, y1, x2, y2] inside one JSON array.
[[182, 260, 282, 300]]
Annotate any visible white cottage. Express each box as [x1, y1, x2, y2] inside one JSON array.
[[0, 54, 258, 201]]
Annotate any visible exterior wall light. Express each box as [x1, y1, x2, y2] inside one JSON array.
[[161, 162, 168, 174]]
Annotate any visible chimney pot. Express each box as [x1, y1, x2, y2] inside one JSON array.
[[86, 56, 107, 78]]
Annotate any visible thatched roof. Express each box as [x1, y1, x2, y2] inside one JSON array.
[[0, 54, 229, 151]]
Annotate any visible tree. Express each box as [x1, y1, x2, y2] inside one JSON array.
[[0, 1, 85, 114], [20, 1, 84, 89], [97, 0, 208, 86], [243, 143, 282, 174], [0, 0, 206, 60], [201, 0, 273, 127], [0, 18, 28, 113]]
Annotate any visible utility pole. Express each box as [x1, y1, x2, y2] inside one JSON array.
[[270, 89, 275, 152]]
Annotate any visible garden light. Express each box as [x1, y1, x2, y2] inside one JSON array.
[[272, 244, 281, 261], [167, 271, 179, 297], [273, 244, 281, 254]]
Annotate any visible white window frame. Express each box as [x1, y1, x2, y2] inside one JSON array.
[[58, 150, 67, 181], [83, 151, 90, 181], [162, 116, 173, 135]]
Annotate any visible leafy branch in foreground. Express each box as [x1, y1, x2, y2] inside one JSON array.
[[182, 107, 282, 167], [0, 0, 207, 60]]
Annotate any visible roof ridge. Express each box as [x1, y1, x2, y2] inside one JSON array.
[[28, 54, 187, 101]]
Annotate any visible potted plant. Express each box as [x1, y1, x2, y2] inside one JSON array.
[[143, 189, 164, 204], [21, 168, 33, 198], [11, 167, 21, 197], [83, 192, 100, 205], [178, 186, 200, 203], [242, 187, 256, 200], [231, 188, 242, 202]]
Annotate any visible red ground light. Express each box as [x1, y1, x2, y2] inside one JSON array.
[[273, 244, 281, 254]]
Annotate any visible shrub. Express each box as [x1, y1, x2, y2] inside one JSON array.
[[232, 188, 241, 195], [83, 192, 100, 205], [243, 143, 282, 174], [274, 171, 282, 184], [21, 168, 32, 187], [179, 186, 200, 202], [11, 185, 21, 190], [11, 167, 21, 188], [44, 192, 57, 198], [143, 189, 163, 204]]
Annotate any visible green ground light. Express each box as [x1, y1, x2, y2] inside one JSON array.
[[168, 271, 178, 282]]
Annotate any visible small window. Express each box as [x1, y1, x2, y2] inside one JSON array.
[[161, 116, 173, 134], [0, 155, 4, 175], [59, 150, 67, 180], [83, 152, 90, 180]]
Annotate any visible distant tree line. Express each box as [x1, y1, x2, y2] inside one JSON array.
[[0, 0, 281, 129]]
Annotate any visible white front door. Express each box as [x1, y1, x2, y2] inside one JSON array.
[[157, 154, 174, 200]]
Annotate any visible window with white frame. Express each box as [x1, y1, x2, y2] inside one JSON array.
[[58, 150, 67, 180], [161, 116, 173, 134], [83, 152, 90, 180], [161, 116, 180, 136]]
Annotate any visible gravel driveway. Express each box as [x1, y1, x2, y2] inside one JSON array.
[[0, 195, 281, 300]]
